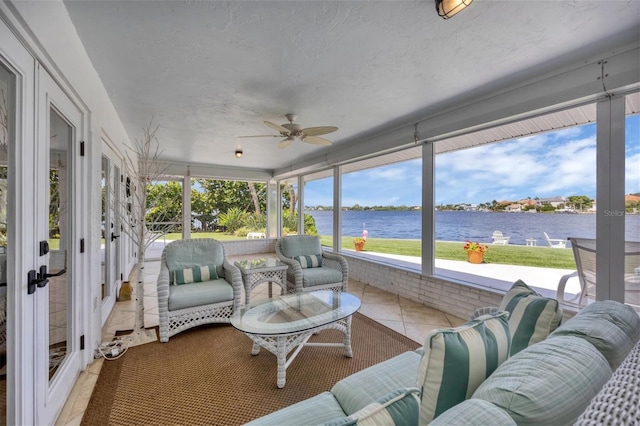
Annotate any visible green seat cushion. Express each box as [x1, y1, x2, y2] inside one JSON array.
[[331, 351, 422, 415], [473, 335, 612, 425], [245, 391, 346, 426], [499, 279, 563, 355], [429, 399, 516, 426], [321, 388, 420, 426], [168, 279, 233, 311], [549, 300, 640, 369], [417, 311, 511, 424], [281, 236, 322, 258], [301, 267, 343, 287]]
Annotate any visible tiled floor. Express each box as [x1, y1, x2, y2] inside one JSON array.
[[55, 255, 465, 425]]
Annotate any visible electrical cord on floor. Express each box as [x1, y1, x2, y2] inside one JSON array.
[[94, 337, 128, 360]]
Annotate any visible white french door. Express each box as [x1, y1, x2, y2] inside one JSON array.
[[1, 17, 37, 425], [34, 68, 84, 424], [1, 12, 90, 425], [100, 148, 123, 322]]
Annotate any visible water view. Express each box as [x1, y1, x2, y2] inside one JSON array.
[[307, 210, 640, 245]]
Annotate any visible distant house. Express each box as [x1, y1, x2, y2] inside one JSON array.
[[505, 203, 522, 212], [518, 198, 537, 207], [536, 196, 566, 208]]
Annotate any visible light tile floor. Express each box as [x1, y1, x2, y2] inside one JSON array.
[[55, 256, 465, 425]]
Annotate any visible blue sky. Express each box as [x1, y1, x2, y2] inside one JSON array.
[[305, 115, 640, 207]]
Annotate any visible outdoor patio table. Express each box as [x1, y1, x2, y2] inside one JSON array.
[[231, 291, 361, 388], [235, 258, 288, 306]]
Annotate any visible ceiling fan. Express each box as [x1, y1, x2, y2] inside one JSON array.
[[239, 114, 338, 149]]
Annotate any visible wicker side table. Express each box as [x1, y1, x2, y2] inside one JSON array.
[[235, 258, 288, 305]]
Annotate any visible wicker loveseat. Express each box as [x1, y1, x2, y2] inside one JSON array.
[[276, 235, 349, 293], [157, 238, 242, 342], [247, 297, 640, 426]]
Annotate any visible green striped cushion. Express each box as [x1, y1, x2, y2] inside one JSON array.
[[548, 300, 640, 369], [294, 254, 323, 268], [321, 388, 420, 426], [499, 279, 563, 355], [416, 311, 511, 424], [172, 264, 219, 285], [472, 335, 612, 425]]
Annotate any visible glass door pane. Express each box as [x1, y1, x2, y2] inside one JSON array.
[[101, 156, 108, 300], [0, 59, 15, 426], [48, 109, 71, 380]]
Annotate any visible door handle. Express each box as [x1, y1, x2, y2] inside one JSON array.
[[111, 233, 120, 242], [42, 265, 67, 278], [27, 269, 48, 294]]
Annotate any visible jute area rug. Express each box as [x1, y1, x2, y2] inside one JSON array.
[[81, 313, 420, 426]]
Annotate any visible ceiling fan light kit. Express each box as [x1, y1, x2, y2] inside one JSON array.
[[238, 113, 338, 149], [436, 0, 473, 19]]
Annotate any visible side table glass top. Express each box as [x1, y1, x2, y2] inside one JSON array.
[[231, 291, 361, 335], [234, 257, 286, 271]]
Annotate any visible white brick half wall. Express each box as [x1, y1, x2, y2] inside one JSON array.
[[343, 253, 504, 320], [223, 239, 277, 256]]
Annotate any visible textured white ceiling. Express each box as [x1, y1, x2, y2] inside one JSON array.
[[63, 0, 640, 174]]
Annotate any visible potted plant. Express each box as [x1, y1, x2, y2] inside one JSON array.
[[354, 237, 366, 252], [463, 241, 488, 264]]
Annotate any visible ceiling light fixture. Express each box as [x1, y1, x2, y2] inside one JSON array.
[[436, 0, 473, 19], [235, 149, 243, 158]]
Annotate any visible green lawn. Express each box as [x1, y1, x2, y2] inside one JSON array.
[[160, 232, 576, 269], [321, 236, 576, 269]]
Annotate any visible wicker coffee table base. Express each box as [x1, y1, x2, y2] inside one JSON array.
[[245, 316, 353, 388]]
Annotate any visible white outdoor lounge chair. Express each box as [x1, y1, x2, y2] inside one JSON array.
[[544, 232, 567, 248], [556, 237, 640, 308], [491, 230, 510, 245]]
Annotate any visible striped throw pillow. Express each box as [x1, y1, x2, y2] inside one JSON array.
[[321, 388, 421, 426], [172, 264, 219, 285], [499, 279, 563, 355], [416, 311, 511, 424], [294, 254, 323, 268]]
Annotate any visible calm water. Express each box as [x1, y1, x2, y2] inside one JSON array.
[[306, 210, 640, 245]]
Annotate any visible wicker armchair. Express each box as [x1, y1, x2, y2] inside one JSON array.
[[276, 235, 349, 293], [157, 238, 242, 342]]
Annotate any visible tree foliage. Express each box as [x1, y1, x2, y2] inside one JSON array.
[[567, 195, 593, 210], [145, 181, 182, 230]]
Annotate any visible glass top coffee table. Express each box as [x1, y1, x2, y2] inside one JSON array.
[[231, 290, 361, 388]]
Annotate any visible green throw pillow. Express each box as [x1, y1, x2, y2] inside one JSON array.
[[416, 311, 511, 424], [294, 254, 323, 269], [499, 279, 563, 355], [172, 264, 219, 285]]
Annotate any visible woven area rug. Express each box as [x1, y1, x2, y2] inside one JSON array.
[[81, 312, 420, 426]]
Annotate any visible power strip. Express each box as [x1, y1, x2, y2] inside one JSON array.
[[94, 338, 128, 360]]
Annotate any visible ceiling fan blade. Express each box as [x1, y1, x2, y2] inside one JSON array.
[[278, 138, 294, 149], [237, 135, 282, 138], [264, 121, 290, 135], [302, 135, 332, 146], [301, 126, 338, 136]]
